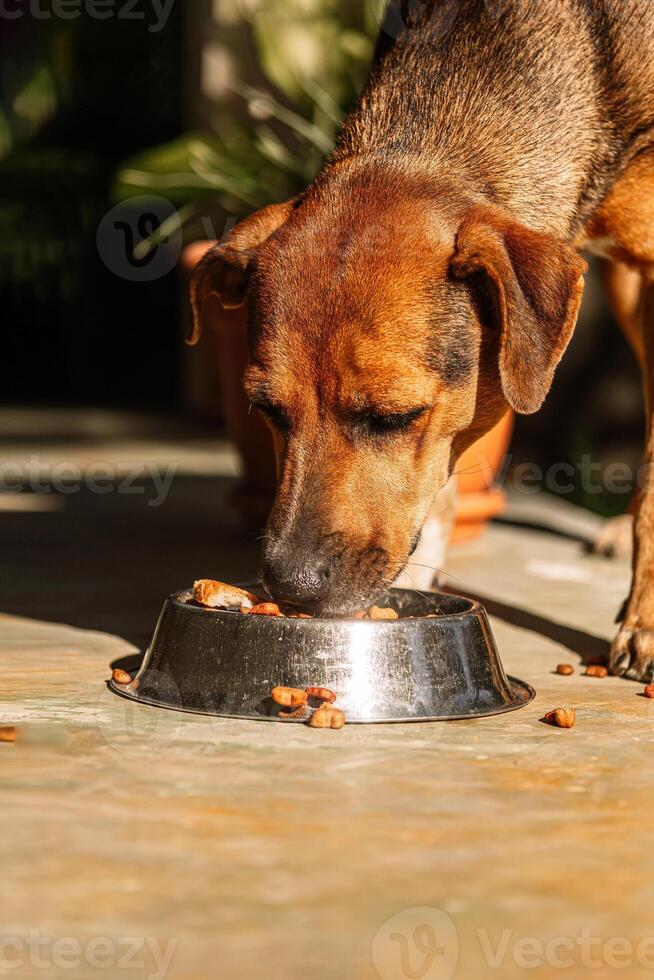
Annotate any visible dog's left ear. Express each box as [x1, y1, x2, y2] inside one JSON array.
[[450, 208, 587, 413], [187, 199, 296, 346]]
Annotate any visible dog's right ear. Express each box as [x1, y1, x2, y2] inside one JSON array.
[[187, 199, 295, 345]]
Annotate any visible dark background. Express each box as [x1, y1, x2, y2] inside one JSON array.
[[1, 9, 184, 407]]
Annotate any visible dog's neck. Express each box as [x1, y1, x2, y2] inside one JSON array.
[[327, 0, 617, 240]]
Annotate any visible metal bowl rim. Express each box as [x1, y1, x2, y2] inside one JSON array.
[[108, 675, 535, 724], [172, 587, 484, 626]]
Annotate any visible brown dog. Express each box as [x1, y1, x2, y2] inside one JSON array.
[[190, 0, 654, 679]]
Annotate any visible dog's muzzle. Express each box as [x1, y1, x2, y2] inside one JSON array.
[[262, 545, 334, 608]]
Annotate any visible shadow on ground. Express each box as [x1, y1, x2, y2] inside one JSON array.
[[493, 514, 596, 549], [451, 585, 611, 666], [1, 476, 613, 665], [0, 475, 262, 650]]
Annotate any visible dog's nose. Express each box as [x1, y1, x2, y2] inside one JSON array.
[[263, 552, 332, 606]]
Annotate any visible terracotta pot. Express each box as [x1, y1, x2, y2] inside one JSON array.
[[181, 240, 513, 538], [451, 412, 514, 542]]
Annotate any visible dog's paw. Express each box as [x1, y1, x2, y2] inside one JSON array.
[[610, 626, 654, 681], [592, 514, 633, 559]]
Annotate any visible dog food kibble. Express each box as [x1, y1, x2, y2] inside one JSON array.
[[556, 664, 574, 676], [0, 726, 16, 743], [111, 668, 132, 685], [191, 579, 442, 621], [193, 579, 260, 610], [644, 685, 654, 699], [586, 665, 608, 678], [278, 705, 308, 720], [305, 686, 337, 703], [544, 708, 576, 729], [309, 704, 346, 729], [244, 602, 283, 617], [271, 686, 308, 708], [368, 606, 399, 621]]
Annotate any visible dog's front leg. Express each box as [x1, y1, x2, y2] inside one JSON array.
[[612, 271, 654, 681]]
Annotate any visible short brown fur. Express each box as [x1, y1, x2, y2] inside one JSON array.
[[191, 0, 654, 674]]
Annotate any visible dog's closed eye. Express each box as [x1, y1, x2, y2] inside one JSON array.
[[251, 397, 291, 434], [353, 406, 429, 438]]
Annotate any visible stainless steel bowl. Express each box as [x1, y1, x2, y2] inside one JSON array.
[[109, 587, 534, 723], [110, 589, 535, 724]]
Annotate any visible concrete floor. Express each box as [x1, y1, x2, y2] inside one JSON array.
[[1, 410, 653, 980]]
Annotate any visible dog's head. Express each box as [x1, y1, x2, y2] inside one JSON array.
[[190, 174, 586, 613]]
